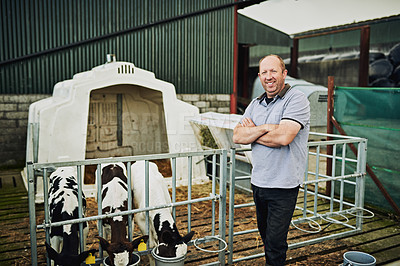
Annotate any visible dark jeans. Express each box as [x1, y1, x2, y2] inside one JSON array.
[[252, 184, 299, 266]]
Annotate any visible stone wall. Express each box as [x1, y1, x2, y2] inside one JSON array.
[[0, 93, 231, 167], [0, 94, 50, 167], [177, 94, 231, 114]]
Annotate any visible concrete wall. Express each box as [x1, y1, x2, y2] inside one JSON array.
[[0, 94, 230, 168], [0, 95, 50, 167]]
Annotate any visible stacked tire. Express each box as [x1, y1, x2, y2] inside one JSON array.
[[369, 43, 400, 87]]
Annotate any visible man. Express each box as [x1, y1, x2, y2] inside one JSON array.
[[233, 54, 310, 266]]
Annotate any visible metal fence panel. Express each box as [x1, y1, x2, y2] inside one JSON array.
[[27, 150, 228, 265]]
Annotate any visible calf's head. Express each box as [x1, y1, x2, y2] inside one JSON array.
[[97, 235, 148, 266], [154, 213, 195, 258]]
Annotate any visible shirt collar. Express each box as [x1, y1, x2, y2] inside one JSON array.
[[256, 83, 291, 102]]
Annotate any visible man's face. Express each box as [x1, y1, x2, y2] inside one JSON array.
[[258, 56, 287, 98]]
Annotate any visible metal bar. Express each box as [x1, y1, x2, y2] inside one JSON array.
[[172, 157, 177, 220], [303, 146, 309, 218], [340, 144, 346, 211], [32, 149, 225, 169], [27, 162, 38, 266], [127, 161, 133, 241], [42, 168, 51, 266], [302, 173, 363, 185], [187, 156, 192, 232], [330, 144, 337, 213], [96, 163, 103, 258], [145, 160, 150, 242], [37, 195, 221, 229], [233, 228, 259, 237], [76, 165, 84, 253], [234, 202, 255, 209], [313, 145, 320, 216], [228, 149, 236, 265], [211, 154, 216, 236], [218, 149, 227, 265]]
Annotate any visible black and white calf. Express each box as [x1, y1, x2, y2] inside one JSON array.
[[96, 163, 148, 266], [131, 161, 194, 261], [45, 167, 96, 266]]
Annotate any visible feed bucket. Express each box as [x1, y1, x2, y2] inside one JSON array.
[[103, 252, 140, 266], [343, 251, 376, 266], [151, 247, 185, 266]]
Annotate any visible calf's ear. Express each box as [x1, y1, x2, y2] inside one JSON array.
[[131, 235, 149, 249], [45, 242, 60, 262], [96, 236, 110, 250], [182, 231, 195, 244]]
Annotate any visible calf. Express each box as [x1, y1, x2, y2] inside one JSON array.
[[45, 167, 96, 266], [96, 163, 148, 266], [131, 161, 194, 262]]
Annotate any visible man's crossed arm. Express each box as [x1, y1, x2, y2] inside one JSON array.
[[232, 117, 301, 147]]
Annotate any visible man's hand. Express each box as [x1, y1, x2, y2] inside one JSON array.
[[241, 117, 256, 128], [233, 118, 300, 147]]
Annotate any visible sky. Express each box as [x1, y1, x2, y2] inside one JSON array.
[[239, 0, 400, 36]]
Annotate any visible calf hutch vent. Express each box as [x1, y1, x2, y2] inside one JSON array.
[[22, 55, 207, 202]]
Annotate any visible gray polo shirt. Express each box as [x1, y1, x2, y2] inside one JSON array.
[[241, 84, 310, 188]]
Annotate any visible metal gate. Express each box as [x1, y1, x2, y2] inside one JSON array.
[[227, 132, 368, 264], [27, 149, 228, 265], [28, 132, 368, 265]]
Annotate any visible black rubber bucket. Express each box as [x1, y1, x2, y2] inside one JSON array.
[[343, 251, 376, 266]]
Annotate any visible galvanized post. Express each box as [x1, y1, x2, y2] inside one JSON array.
[[211, 154, 217, 235], [228, 149, 236, 265], [96, 164, 103, 258], [172, 157, 177, 220], [218, 149, 228, 265], [356, 139, 368, 230], [145, 160, 150, 245], [42, 168, 51, 265], [339, 144, 347, 211], [77, 165, 84, 253], [127, 161, 133, 241], [187, 156, 193, 232], [27, 162, 38, 266], [313, 145, 320, 216], [303, 146, 309, 218], [329, 144, 337, 213]]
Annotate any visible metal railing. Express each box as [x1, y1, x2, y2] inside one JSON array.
[[27, 149, 228, 266], [28, 132, 368, 265]]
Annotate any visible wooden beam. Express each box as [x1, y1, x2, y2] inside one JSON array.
[[359, 26, 370, 87], [326, 76, 335, 195], [290, 39, 299, 78]]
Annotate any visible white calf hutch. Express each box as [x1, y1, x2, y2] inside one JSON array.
[[23, 55, 207, 202]]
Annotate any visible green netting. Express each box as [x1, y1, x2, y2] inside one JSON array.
[[333, 86, 400, 212]]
